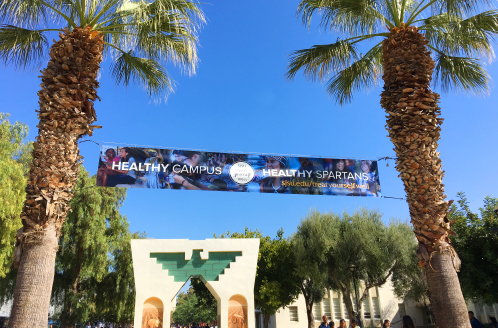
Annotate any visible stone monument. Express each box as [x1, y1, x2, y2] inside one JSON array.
[[131, 239, 260, 328]]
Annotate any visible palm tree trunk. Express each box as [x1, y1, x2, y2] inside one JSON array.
[[425, 251, 467, 327], [9, 225, 58, 327], [380, 25, 469, 328], [9, 26, 103, 328]]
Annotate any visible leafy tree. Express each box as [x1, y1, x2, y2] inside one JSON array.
[[449, 193, 498, 305], [190, 277, 217, 308], [332, 210, 418, 325], [401, 267, 440, 326], [50, 168, 142, 328], [172, 288, 217, 326], [213, 228, 301, 328], [287, 0, 498, 326], [0, 168, 143, 327], [292, 211, 331, 328], [93, 230, 146, 325], [0, 0, 204, 324], [0, 113, 32, 278], [402, 194, 498, 323], [292, 209, 418, 327]]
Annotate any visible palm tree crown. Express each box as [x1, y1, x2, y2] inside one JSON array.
[[0, 1, 204, 326], [0, 0, 205, 97], [287, 0, 498, 104], [288, 2, 498, 328]]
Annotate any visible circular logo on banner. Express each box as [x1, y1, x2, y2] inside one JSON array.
[[229, 162, 255, 185]]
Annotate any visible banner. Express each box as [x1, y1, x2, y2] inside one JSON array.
[[97, 145, 381, 197]]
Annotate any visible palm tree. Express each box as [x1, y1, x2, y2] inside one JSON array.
[[0, 0, 203, 325], [287, 0, 497, 327]]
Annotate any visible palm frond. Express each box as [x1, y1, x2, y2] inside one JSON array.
[[394, 0, 427, 25], [298, 0, 390, 36], [136, 30, 196, 68], [460, 9, 498, 34], [86, 0, 103, 24], [134, 13, 197, 69], [399, 0, 420, 23], [105, 0, 204, 30], [110, 49, 174, 97], [148, 0, 205, 25], [385, 0, 400, 26], [0, 0, 203, 99], [432, 0, 491, 16], [422, 11, 498, 61], [418, 12, 461, 26], [433, 53, 490, 94], [0, 25, 48, 69], [0, 0, 48, 28], [0, 0, 79, 28], [287, 39, 361, 82], [98, 0, 203, 75], [87, 0, 123, 27], [326, 44, 383, 105], [64, 0, 79, 28], [401, 0, 422, 20]]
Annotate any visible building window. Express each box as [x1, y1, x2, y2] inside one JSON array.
[[476, 304, 484, 316], [323, 299, 332, 318], [314, 302, 322, 321], [363, 297, 371, 319], [342, 299, 350, 320], [289, 306, 298, 322], [372, 297, 381, 319], [333, 297, 341, 321], [486, 305, 496, 316]]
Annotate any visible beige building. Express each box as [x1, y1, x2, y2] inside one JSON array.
[[261, 281, 498, 328], [468, 303, 498, 326]]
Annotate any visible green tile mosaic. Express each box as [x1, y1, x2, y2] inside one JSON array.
[[150, 250, 242, 282]]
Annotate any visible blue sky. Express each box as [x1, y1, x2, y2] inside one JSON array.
[[2, 0, 498, 241]]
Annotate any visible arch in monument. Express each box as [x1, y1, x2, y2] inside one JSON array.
[[228, 295, 248, 328], [142, 297, 164, 328]]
